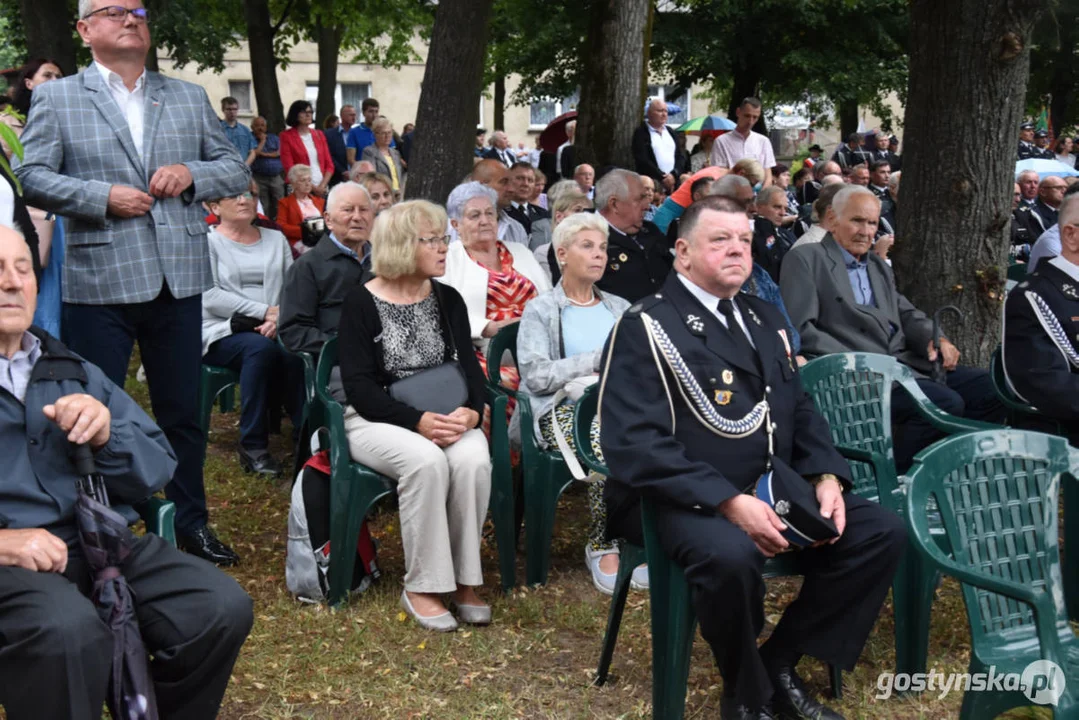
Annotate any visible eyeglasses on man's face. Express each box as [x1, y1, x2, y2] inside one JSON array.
[[82, 5, 149, 22]]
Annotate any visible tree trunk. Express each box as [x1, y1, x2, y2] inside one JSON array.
[[894, 0, 1046, 366], [838, 99, 859, 140], [243, 0, 285, 132], [145, 44, 160, 73], [20, 0, 76, 75], [576, 0, 650, 170], [405, 0, 495, 202], [315, 22, 343, 126], [727, 64, 767, 134], [493, 73, 505, 131]]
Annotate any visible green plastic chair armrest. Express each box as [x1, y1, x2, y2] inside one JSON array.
[[573, 385, 609, 476], [136, 496, 176, 546], [485, 324, 520, 399], [898, 377, 1006, 435]]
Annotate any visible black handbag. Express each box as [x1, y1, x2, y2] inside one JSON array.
[[230, 313, 263, 334], [386, 284, 470, 415]]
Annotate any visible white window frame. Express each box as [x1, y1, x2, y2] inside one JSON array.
[[528, 91, 580, 130], [227, 80, 252, 114]]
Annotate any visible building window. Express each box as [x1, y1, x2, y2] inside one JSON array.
[[529, 91, 579, 129], [647, 84, 691, 127], [304, 83, 372, 120], [227, 81, 252, 113]]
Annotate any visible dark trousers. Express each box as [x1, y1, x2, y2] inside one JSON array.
[[891, 365, 1005, 471], [0, 534, 253, 720], [606, 486, 906, 709], [203, 331, 306, 451], [63, 286, 207, 533]]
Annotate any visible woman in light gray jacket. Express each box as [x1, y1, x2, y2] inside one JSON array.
[[202, 188, 306, 476], [515, 212, 646, 595]]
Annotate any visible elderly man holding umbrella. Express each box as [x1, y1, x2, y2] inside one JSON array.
[[0, 225, 252, 719]]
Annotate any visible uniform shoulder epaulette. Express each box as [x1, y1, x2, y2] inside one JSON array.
[[627, 292, 665, 316]]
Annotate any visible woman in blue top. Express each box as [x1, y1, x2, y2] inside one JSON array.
[[515, 212, 644, 595]]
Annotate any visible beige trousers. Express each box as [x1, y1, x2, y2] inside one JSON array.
[[343, 407, 492, 593]]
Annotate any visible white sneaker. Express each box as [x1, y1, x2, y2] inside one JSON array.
[[630, 564, 649, 591], [585, 546, 619, 596]]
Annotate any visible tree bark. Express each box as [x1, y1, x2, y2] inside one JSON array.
[[315, 22, 343, 126], [493, 72, 505, 131], [405, 0, 495, 202], [243, 0, 286, 132], [894, 0, 1047, 366], [20, 0, 76, 75], [838, 99, 859, 140], [576, 0, 650, 170]]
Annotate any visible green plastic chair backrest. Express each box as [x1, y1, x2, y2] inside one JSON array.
[[906, 430, 1074, 642], [486, 323, 520, 394], [1007, 263, 1028, 282], [799, 353, 908, 500]]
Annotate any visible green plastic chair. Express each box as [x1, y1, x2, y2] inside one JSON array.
[[904, 430, 1079, 719], [799, 352, 1001, 679], [314, 337, 517, 604], [485, 323, 576, 587], [483, 326, 520, 591], [118, 497, 176, 547], [277, 338, 319, 475], [198, 364, 239, 437], [989, 347, 1079, 619], [575, 386, 842, 716], [1006, 262, 1028, 282]]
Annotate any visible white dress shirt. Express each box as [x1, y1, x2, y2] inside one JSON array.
[[710, 128, 776, 171], [300, 132, 323, 185], [94, 61, 147, 158], [677, 272, 755, 348], [649, 124, 676, 175]]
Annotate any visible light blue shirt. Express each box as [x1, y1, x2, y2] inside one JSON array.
[[561, 302, 616, 358], [328, 233, 371, 268], [220, 120, 257, 158], [840, 246, 876, 307], [1028, 224, 1060, 273], [0, 332, 42, 404]]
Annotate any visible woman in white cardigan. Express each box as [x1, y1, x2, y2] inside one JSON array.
[[439, 181, 551, 395], [202, 189, 306, 476]]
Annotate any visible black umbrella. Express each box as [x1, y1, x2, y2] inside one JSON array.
[[930, 305, 964, 384], [71, 442, 159, 720]]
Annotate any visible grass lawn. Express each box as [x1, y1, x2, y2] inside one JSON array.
[[128, 373, 1059, 720]]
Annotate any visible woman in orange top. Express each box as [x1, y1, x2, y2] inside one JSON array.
[[277, 164, 325, 254]]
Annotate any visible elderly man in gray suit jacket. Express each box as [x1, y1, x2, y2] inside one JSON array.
[[15, 0, 250, 565], [779, 186, 1003, 470]]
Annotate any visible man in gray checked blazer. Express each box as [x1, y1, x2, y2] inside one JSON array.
[[15, 0, 251, 565]]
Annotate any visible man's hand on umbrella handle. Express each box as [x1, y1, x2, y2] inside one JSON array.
[[0, 528, 68, 573], [43, 394, 111, 449]]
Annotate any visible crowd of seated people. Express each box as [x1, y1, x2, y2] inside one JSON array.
[[3, 24, 1068, 717]]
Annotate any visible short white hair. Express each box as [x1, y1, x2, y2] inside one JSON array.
[[710, 174, 751, 198], [325, 181, 372, 213], [1018, 169, 1040, 183], [755, 186, 786, 205], [551, 212, 609, 252], [831, 185, 880, 218], [446, 181, 498, 220], [1059, 191, 1079, 228], [594, 168, 639, 211], [887, 170, 901, 190], [546, 179, 581, 208], [78, 0, 93, 18], [287, 164, 312, 184]]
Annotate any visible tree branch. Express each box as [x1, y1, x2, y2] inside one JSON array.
[[271, 0, 295, 36]]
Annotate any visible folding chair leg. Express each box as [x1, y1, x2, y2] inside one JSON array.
[[524, 463, 560, 586], [219, 384, 236, 413], [650, 559, 697, 720], [594, 543, 646, 686], [491, 461, 517, 594], [327, 476, 366, 607], [892, 554, 934, 679]]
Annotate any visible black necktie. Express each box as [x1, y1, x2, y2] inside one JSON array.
[[718, 298, 755, 359]]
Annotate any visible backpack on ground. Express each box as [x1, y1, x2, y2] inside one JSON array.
[[286, 450, 379, 603]]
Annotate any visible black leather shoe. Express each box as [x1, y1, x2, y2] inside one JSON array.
[[238, 447, 282, 477], [770, 666, 845, 720], [178, 525, 240, 567], [721, 697, 776, 720]]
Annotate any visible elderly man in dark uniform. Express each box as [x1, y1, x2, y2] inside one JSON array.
[[1003, 191, 1079, 441], [1017, 122, 1045, 160], [601, 195, 906, 720]]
